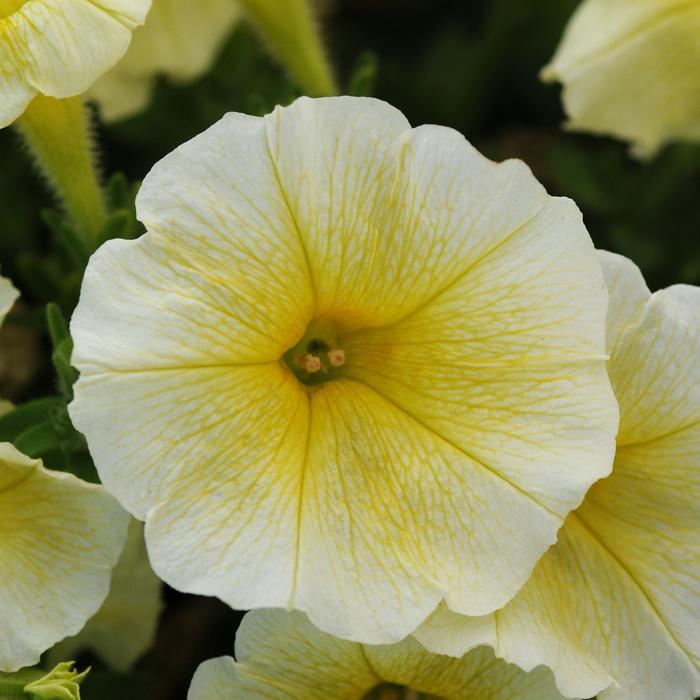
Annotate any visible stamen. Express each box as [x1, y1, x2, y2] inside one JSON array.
[[304, 354, 322, 373], [328, 349, 346, 367]]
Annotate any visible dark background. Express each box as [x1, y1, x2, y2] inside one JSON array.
[[1, 1, 699, 697]]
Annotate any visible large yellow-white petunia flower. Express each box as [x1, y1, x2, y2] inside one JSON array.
[[47, 520, 163, 672], [69, 96, 618, 643], [542, 0, 700, 156], [89, 0, 240, 122], [187, 609, 565, 700], [0, 442, 129, 671], [417, 250, 700, 699], [0, 0, 152, 128]]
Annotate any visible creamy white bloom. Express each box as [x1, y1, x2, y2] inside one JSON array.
[[47, 520, 163, 671], [543, 0, 700, 156], [90, 0, 240, 122], [417, 250, 700, 700], [188, 609, 565, 700], [0, 442, 129, 671], [70, 96, 617, 643], [0, 0, 152, 128]]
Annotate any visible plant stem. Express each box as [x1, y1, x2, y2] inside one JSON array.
[[0, 669, 43, 699], [238, 0, 338, 96], [15, 95, 106, 248]]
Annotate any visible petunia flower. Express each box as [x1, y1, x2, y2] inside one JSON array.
[[416, 250, 700, 699], [542, 0, 700, 157], [0, 0, 152, 128], [89, 0, 241, 122], [0, 442, 129, 671], [187, 609, 565, 700], [69, 96, 618, 643], [47, 520, 163, 672]]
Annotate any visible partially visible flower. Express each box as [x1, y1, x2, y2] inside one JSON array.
[[417, 251, 700, 700], [47, 520, 163, 672], [70, 96, 617, 643], [542, 0, 700, 156], [90, 0, 240, 122], [0, 272, 18, 322], [0, 0, 152, 128], [187, 609, 564, 700], [0, 442, 129, 671]]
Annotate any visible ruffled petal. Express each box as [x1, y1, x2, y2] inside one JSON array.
[[187, 609, 565, 700], [0, 443, 129, 671]]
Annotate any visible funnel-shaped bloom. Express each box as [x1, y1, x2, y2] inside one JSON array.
[[543, 0, 700, 156], [47, 520, 163, 672], [0, 0, 151, 128], [70, 96, 617, 643], [188, 609, 565, 700], [90, 0, 240, 122], [417, 251, 700, 699], [0, 442, 129, 671]]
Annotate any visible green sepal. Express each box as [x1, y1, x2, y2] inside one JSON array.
[[46, 304, 78, 400], [23, 662, 89, 700]]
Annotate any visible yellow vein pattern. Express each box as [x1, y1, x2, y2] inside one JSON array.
[[187, 609, 565, 700], [416, 251, 700, 700]]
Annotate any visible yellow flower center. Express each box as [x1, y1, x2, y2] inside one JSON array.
[[362, 684, 446, 700], [0, 0, 27, 19], [283, 317, 347, 387]]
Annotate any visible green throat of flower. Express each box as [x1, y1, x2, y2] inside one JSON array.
[[0, 0, 27, 19], [362, 683, 446, 700], [283, 317, 347, 387]]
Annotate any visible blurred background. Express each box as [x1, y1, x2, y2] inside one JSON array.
[[1, 1, 699, 697]]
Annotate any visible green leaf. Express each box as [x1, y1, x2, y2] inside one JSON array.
[[97, 210, 132, 246], [347, 51, 379, 97], [40, 211, 89, 268], [0, 398, 65, 442]]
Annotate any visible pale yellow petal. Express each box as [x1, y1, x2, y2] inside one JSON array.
[[187, 609, 565, 700], [543, 0, 700, 155], [597, 249, 650, 355], [418, 261, 700, 699], [90, 0, 240, 122], [0, 0, 151, 127], [47, 519, 163, 671], [0, 272, 18, 322], [293, 379, 559, 642], [0, 443, 129, 672], [141, 365, 308, 609]]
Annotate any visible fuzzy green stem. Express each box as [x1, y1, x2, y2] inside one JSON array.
[[238, 0, 338, 96], [15, 95, 106, 247]]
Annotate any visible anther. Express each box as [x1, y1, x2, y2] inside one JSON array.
[[328, 349, 346, 367], [304, 354, 323, 373]]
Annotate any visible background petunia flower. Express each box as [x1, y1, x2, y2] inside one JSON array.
[[416, 250, 700, 700], [47, 520, 163, 672], [0, 442, 129, 672], [187, 608, 565, 700], [542, 0, 700, 157], [0, 0, 152, 128], [89, 0, 241, 122], [69, 96, 618, 643], [0, 271, 18, 324]]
